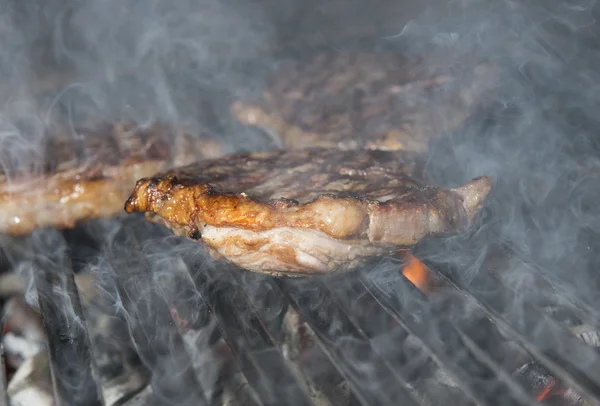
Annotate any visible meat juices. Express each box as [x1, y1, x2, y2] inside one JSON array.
[[231, 50, 497, 153], [125, 148, 492, 276], [0, 122, 224, 235]]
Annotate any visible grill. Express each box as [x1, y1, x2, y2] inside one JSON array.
[[2, 0, 600, 405], [2, 215, 600, 406]]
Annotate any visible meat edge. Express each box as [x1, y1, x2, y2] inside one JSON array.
[[126, 174, 492, 242], [144, 215, 395, 276], [0, 160, 167, 236]]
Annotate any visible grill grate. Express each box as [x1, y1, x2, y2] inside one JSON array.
[[421, 255, 600, 405], [189, 262, 315, 406], [2, 227, 600, 406], [31, 229, 103, 406], [0, 319, 7, 406]]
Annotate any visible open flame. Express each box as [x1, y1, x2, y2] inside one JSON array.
[[536, 379, 556, 402], [400, 252, 432, 293]]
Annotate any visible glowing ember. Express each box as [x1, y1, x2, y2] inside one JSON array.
[[536, 379, 556, 402], [400, 252, 432, 293]]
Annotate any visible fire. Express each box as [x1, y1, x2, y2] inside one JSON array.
[[535, 378, 568, 402], [401, 252, 432, 293], [536, 380, 556, 402]]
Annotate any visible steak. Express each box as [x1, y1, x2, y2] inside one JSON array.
[[125, 148, 492, 276], [0, 122, 224, 235], [231, 50, 497, 153]]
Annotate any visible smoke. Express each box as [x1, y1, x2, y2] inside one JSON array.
[[48, 0, 276, 121], [391, 0, 600, 280], [0, 0, 289, 181], [2, 0, 600, 404], [397, 1, 600, 398]]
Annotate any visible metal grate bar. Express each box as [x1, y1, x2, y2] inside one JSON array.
[[144, 255, 263, 406], [422, 256, 600, 406], [109, 228, 209, 406], [230, 272, 293, 348], [122, 288, 209, 405], [31, 229, 104, 406], [450, 324, 541, 402], [357, 265, 539, 406], [483, 248, 600, 333], [329, 271, 539, 406], [187, 261, 315, 406], [502, 246, 600, 326], [472, 288, 600, 403], [276, 277, 424, 406], [482, 265, 600, 351], [492, 259, 600, 350], [233, 270, 354, 403], [0, 320, 8, 406], [317, 275, 462, 406]]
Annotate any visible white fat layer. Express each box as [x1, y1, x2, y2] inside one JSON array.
[[201, 225, 392, 275]]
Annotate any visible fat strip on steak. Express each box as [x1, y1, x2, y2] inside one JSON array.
[[125, 148, 492, 276], [0, 122, 224, 235], [231, 50, 497, 153]]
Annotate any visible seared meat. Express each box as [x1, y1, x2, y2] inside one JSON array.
[[125, 148, 492, 276], [231, 51, 496, 153], [0, 122, 224, 235]]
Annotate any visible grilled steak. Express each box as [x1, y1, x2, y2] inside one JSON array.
[[125, 148, 492, 276], [231, 51, 496, 153], [0, 122, 224, 235]]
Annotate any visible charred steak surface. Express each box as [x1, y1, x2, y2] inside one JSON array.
[[125, 148, 492, 276], [0, 122, 224, 235], [231, 50, 496, 153]]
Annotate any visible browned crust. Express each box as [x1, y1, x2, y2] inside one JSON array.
[[0, 122, 224, 235], [127, 177, 369, 239], [125, 148, 493, 246]]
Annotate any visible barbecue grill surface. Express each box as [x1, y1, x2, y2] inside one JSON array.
[[2, 0, 600, 405]]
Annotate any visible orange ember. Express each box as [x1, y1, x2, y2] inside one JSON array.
[[536, 385, 554, 402], [535, 379, 567, 402], [536, 379, 556, 402], [401, 252, 432, 293]]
